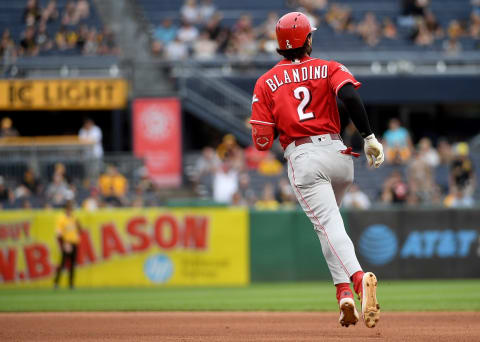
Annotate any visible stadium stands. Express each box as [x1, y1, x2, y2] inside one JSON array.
[[0, 0, 113, 57], [139, 0, 479, 55]]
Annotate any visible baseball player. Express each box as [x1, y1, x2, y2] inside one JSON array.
[[250, 12, 384, 328]]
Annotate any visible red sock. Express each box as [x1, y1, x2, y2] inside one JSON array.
[[351, 271, 364, 296], [335, 283, 353, 302]]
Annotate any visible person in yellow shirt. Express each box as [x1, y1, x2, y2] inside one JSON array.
[[98, 165, 128, 206], [258, 151, 283, 176], [53, 200, 81, 289]]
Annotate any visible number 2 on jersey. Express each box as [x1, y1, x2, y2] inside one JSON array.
[[293, 86, 314, 121]]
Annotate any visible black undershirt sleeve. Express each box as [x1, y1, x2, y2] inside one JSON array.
[[337, 83, 373, 138]]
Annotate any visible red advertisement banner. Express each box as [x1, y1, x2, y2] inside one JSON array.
[[133, 98, 182, 187]]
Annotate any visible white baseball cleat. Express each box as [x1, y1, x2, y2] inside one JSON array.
[[361, 272, 380, 328], [339, 297, 359, 327]]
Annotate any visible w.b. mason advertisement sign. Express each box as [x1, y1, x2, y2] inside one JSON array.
[[348, 209, 480, 278], [0, 79, 128, 110]]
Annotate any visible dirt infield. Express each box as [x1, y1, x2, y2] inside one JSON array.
[[0, 312, 478, 341]]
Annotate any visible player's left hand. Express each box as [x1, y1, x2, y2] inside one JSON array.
[[364, 134, 384, 168]]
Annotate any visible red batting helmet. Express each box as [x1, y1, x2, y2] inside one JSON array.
[[276, 12, 316, 50]]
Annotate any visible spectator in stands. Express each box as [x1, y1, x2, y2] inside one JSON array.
[[417, 137, 439, 168], [62, 1, 77, 26], [255, 183, 280, 210], [0, 176, 14, 208], [193, 30, 218, 59], [165, 36, 188, 60], [0, 29, 17, 63], [258, 151, 283, 176], [36, 22, 54, 52], [18, 168, 42, 198], [79, 118, 103, 159], [72, 0, 90, 25], [276, 177, 296, 207], [198, 0, 216, 23], [204, 13, 231, 53], [231, 191, 247, 206], [53, 162, 68, 182], [449, 142, 476, 198], [181, 0, 200, 24], [41, 0, 59, 24], [0, 117, 19, 137], [342, 184, 371, 209], [76, 24, 89, 51], [257, 12, 279, 54], [98, 165, 128, 206], [245, 144, 268, 170], [444, 187, 474, 208], [98, 27, 118, 55], [381, 170, 409, 204], [82, 188, 101, 211], [443, 39, 462, 55], [82, 28, 98, 55], [447, 20, 465, 40], [177, 20, 199, 44], [237, 172, 257, 206], [357, 12, 380, 47], [325, 3, 355, 33], [212, 158, 238, 203], [195, 146, 222, 177], [55, 25, 70, 50], [23, 0, 42, 25], [437, 138, 454, 165], [216, 134, 242, 163], [383, 118, 413, 164], [382, 18, 398, 40], [407, 149, 440, 204], [154, 18, 178, 46], [20, 26, 39, 56], [424, 11, 444, 39], [227, 14, 258, 59], [413, 19, 434, 46], [46, 173, 74, 208], [470, 8, 480, 39]]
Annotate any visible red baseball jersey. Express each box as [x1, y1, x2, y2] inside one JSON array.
[[250, 56, 361, 149]]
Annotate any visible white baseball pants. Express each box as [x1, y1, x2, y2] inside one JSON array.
[[284, 134, 362, 284]]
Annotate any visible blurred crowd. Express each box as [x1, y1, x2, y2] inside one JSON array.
[[0, 0, 118, 63], [187, 120, 477, 210], [373, 118, 477, 209], [151, 0, 480, 60], [0, 117, 159, 210], [401, 0, 480, 54], [0, 116, 477, 210]]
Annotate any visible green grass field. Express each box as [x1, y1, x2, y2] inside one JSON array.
[[1, 279, 479, 312]]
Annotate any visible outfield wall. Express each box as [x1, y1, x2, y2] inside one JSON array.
[[0, 208, 249, 288], [1, 208, 479, 287]]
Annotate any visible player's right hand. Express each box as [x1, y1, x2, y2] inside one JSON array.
[[364, 134, 384, 168]]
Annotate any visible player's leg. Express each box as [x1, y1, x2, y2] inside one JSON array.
[[68, 245, 78, 289], [286, 147, 362, 280], [329, 145, 380, 328], [54, 249, 66, 288], [287, 151, 360, 326]]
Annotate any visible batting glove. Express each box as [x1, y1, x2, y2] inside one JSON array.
[[364, 134, 384, 168]]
